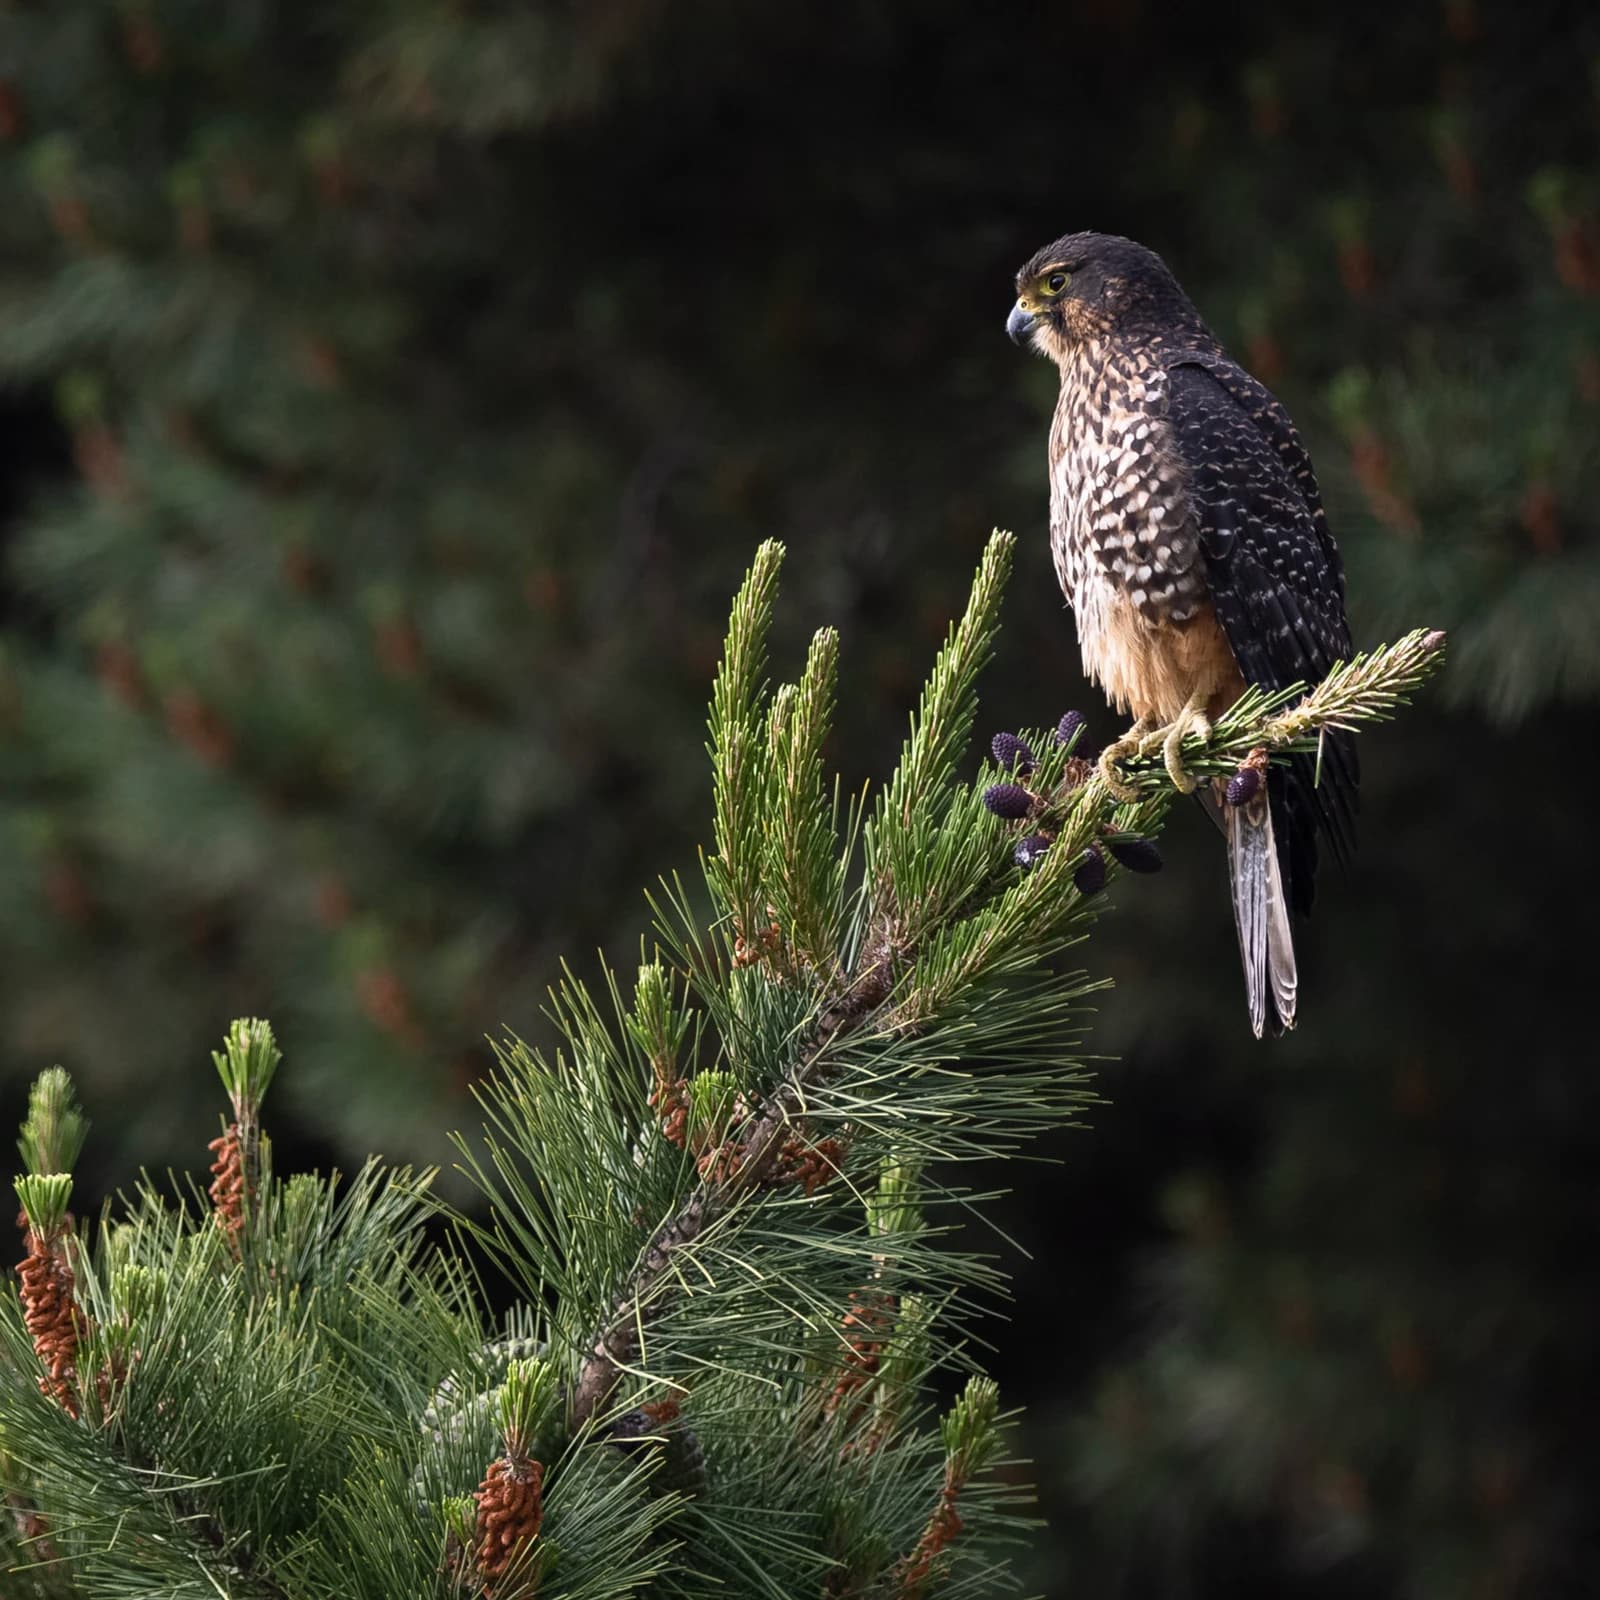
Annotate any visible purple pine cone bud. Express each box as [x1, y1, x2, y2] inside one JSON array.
[[1013, 832, 1052, 870], [1073, 846, 1107, 895], [983, 782, 1033, 820], [1055, 710, 1098, 759], [990, 731, 1035, 773], [1224, 767, 1262, 807], [1108, 836, 1163, 873]]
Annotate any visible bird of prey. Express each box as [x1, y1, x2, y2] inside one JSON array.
[[1006, 231, 1357, 1036]]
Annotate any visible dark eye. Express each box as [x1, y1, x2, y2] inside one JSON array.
[[1042, 270, 1071, 297]]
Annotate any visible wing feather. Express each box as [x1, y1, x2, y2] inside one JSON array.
[[1166, 356, 1359, 916]]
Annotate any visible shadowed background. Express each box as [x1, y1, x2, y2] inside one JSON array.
[[1, 1, 1598, 1594]]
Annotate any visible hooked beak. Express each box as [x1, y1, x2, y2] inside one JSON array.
[[1006, 300, 1037, 347]]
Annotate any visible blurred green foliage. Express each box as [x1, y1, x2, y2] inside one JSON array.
[[0, 1, 1597, 1596]]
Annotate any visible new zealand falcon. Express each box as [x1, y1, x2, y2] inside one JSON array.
[[1007, 231, 1357, 1036]]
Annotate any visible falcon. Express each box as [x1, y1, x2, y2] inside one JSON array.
[[1006, 231, 1357, 1036]]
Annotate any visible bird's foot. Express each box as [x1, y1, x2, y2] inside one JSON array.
[[1135, 697, 1212, 795], [1096, 718, 1156, 803]]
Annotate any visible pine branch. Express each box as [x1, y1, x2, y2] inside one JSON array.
[[892, 1378, 1003, 1598], [207, 1019, 281, 1258], [210, 1018, 282, 1126], [16, 1071, 88, 1181], [871, 534, 1014, 837], [707, 539, 786, 961], [864, 533, 1014, 910], [1113, 627, 1450, 789], [764, 626, 843, 977], [568, 609, 1446, 1431], [570, 535, 1014, 1425]]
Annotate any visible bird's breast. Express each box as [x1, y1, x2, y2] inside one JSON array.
[[1047, 347, 1233, 721]]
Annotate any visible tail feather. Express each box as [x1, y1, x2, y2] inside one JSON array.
[[1225, 790, 1298, 1037]]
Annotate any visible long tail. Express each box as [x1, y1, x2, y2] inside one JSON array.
[[1224, 787, 1297, 1037]]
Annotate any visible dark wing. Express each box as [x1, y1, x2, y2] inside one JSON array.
[[1166, 355, 1358, 915], [1178, 352, 1348, 599]]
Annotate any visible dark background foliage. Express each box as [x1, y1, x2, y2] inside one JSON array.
[[1, 1, 1597, 1594]]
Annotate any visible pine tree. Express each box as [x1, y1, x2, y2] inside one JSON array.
[[0, 542, 1440, 1597], [4, 4, 1586, 1595]]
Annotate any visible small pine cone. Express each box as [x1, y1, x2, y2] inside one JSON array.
[[989, 732, 1035, 773], [773, 1135, 845, 1197], [1055, 710, 1097, 758], [474, 1454, 545, 1590], [1073, 846, 1107, 895], [824, 1290, 894, 1425], [650, 1077, 690, 1148], [731, 917, 783, 968], [208, 1124, 248, 1252], [695, 1141, 744, 1185], [663, 1422, 709, 1498], [1107, 837, 1163, 874], [982, 783, 1032, 821], [96, 1347, 136, 1414], [896, 1485, 965, 1592], [1013, 833, 1052, 870], [17, 1233, 84, 1415], [1224, 767, 1262, 807]]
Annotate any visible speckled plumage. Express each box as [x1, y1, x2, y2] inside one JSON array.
[[1008, 231, 1359, 1033], [1045, 342, 1241, 728]]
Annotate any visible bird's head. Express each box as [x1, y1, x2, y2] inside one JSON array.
[[1007, 231, 1198, 362]]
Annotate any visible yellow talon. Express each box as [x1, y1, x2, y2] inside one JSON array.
[[1133, 693, 1212, 795], [1096, 716, 1155, 803], [1095, 697, 1214, 799]]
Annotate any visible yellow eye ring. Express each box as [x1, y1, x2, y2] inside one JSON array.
[[1040, 270, 1071, 297]]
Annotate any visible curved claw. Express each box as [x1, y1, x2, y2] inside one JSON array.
[[1094, 745, 1145, 800], [1096, 727, 1150, 803], [1149, 700, 1212, 794], [1163, 717, 1204, 794], [1122, 699, 1213, 796]]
